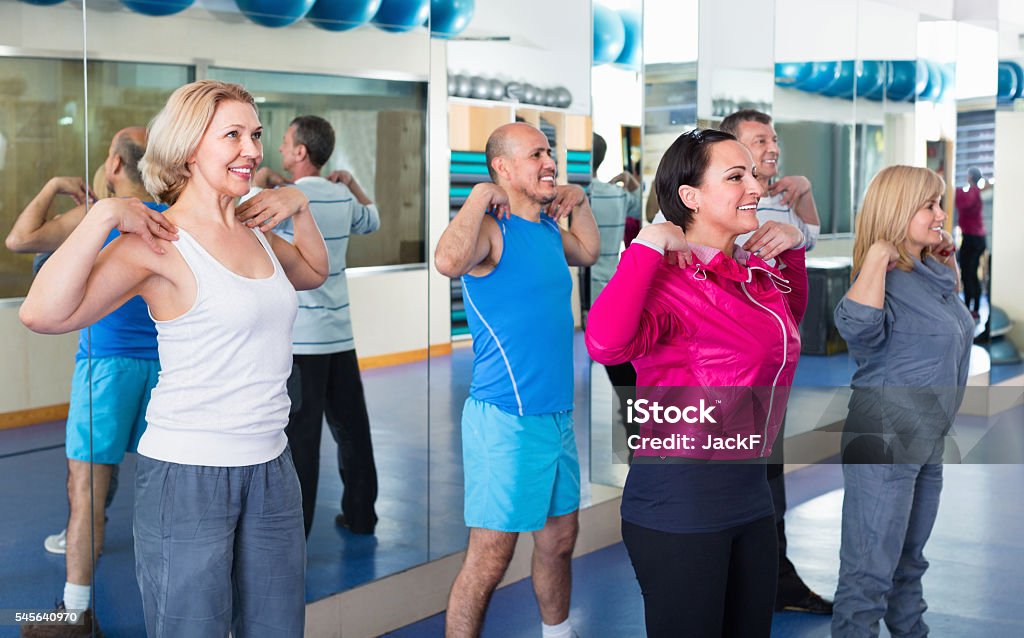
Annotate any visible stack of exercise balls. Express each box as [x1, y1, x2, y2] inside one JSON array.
[[774, 59, 955, 103], [592, 3, 640, 71], [102, 0, 475, 36]]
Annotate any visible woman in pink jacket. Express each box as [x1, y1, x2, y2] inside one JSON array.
[[586, 128, 808, 637]]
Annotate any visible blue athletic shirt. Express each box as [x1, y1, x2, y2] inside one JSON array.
[[75, 201, 167, 361], [461, 213, 574, 416]]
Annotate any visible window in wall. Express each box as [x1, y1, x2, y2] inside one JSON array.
[[209, 67, 428, 268]]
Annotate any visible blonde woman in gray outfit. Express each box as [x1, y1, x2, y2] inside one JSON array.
[[832, 165, 974, 637]]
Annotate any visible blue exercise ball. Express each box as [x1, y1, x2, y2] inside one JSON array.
[[122, 0, 194, 16], [855, 60, 884, 98], [863, 61, 888, 100], [886, 60, 917, 101], [822, 60, 856, 98], [775, 62, 813, 88], [592, 4, 625, 66], [308, 0, 382, 32], [371, 0, 429, 33], [236, 0, 315, 27], [1002, 60, 1024, 99], [430, 0, 474, 38], [937, 63, 955, 101], [912, 59, 931, 99], [918, 59, 942, 101], [613, 9, 641, 70], [997, 62, 1018, 102], [19, 0, 64, 5], [795, 61, 840, 93]]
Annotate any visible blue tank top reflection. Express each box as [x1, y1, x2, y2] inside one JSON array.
[[461, 213, 574, 416], [75, 202, 168, 361]]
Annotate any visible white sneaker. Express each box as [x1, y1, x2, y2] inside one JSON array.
[[44, 529, 67, 554]]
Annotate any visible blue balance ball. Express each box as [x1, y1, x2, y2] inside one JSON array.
[[371, 0, 429, 33], [308, 0, 382, 31], [918, 59, 942, 102], [795, 61, 840, 93], [822, 60, 856, 98], [122, 0, 194, 16], [430, 0, 474, 38], [236, 0, 315, 27], [775, 62, 813, 88], [613, 9, 641, 70], [998, 62, 1018, 102], [913, 59, 930, 99], [1001, 60, 1024, 99], [855, 60, 885, 98], [592, 4, 625, 66], [886, 60, 917, 101], [863, 61, 889, 100]]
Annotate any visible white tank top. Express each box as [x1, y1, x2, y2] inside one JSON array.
[[139, 227, 297, 467]]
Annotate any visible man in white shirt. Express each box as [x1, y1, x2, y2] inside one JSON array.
[[720, 108, 831, 615], [255, 115, 381, 537]]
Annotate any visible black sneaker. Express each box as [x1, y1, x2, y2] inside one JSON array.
[[20, 602, 102, 637], [775, 590, 834, 614], [334, 514, 376, 535]]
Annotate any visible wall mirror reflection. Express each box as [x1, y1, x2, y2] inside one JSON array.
[[2, 0, 431, 635]]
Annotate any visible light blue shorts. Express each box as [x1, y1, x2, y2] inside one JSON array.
[[461, 397, 580, 532], [66, 357, 159, 464]]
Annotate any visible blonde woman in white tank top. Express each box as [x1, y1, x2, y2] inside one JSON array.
[[21, 81, 328, 638]]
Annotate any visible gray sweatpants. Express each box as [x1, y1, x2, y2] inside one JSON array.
[[133, 449, 306, 638]]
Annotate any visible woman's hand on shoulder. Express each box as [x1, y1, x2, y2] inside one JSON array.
[[742, 221, 804, 261], [934, 230, 956, 266], [93, 197, 178, 254], [636, 222, 693, 267], [236, 186, 309, 232], [868, 240, 901, 271]]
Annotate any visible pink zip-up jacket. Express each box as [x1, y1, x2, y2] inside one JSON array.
[[586, 241, 808, 460]]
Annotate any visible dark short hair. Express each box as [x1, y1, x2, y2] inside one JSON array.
[[290, 115, 335, 169], [485, 126, 516, 182], [654, 128, 737, 231], [592, 133, 607, 172], [967, 167, 983, 183], [719, 109, 773, 137], [114, 132, 146, 186]]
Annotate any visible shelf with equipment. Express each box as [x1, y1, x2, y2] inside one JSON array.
[[446, 102, 592, 338]]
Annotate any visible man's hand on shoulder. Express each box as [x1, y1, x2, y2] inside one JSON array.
[[545, 184, 587, 221], [469, 182, 511, 219], [50, 176, 96, 206], [768, 175, 812, 208], [254, 167, 289, 189]]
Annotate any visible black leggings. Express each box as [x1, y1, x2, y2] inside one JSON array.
[[622, 516, 778, 638], [959, 234, 985, 313]]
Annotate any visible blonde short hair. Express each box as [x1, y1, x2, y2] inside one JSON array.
[[140, 80, 256, 205], [852, 165, 945, 280]]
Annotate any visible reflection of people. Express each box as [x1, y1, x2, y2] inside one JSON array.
[[255, 115, 381, 537], [589, 133, 641, 458], [586, 129, 807, 637], [19, 80, 327, 637], [955, 166, 986, 318], [720, 108, 831, 615], [832, 166, 973, 638], [435, 122, 599, 637], [8, 128, 163, 634]]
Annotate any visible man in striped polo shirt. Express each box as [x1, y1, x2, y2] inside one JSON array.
[[256, 115, 381, 537]]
